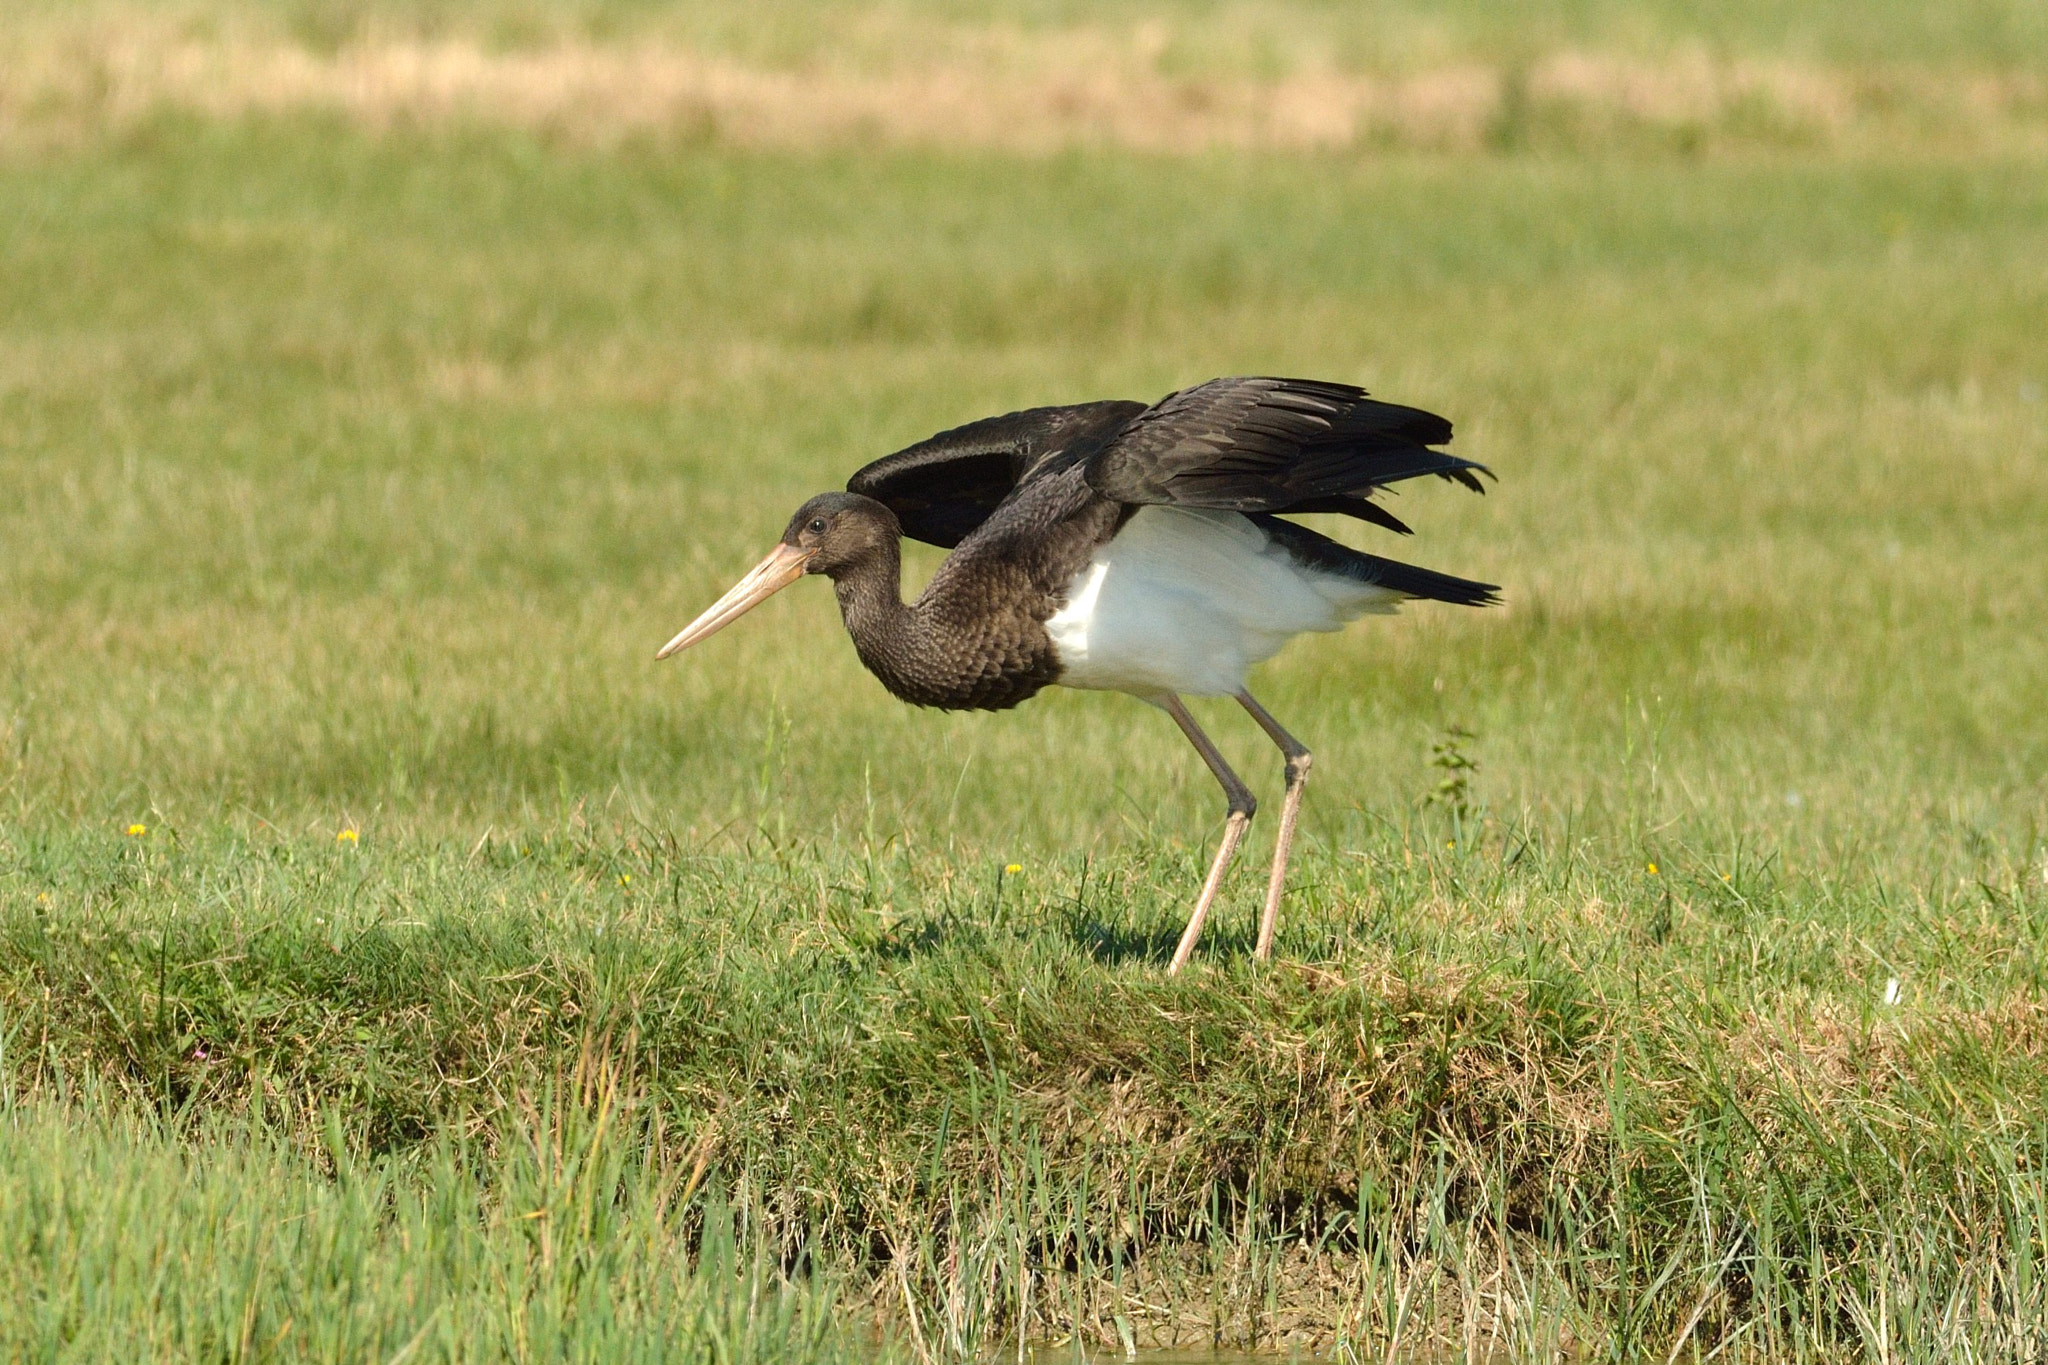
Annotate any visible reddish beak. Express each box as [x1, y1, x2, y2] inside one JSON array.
[[656, 543, 813, 659]]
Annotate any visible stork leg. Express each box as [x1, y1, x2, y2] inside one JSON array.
[[1236, 691, 1312, 962], [1160, 694, 1256, 975]]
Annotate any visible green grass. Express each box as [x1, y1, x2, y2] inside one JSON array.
[[3, 84, 2047, 1365], [0, 1062, 868, 1362]]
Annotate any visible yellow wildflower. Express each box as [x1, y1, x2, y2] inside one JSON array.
[[618, 873, 632, 887], [126, 823, 147, 837], [1647, 862, 1658, 875], [336, 829, 358, 844], [1005, 863, 1022, 874]]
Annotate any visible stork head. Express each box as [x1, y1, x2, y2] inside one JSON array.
[[655, 492, 899, 658]]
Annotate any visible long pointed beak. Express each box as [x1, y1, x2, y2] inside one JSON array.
[[656, 543, 813, 659]]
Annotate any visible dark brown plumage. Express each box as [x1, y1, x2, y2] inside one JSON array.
[[658, 377, 1499, 971]]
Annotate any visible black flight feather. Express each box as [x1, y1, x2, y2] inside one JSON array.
[[1249, 514, 1500, 608], [1084, 377, 1489, 512]]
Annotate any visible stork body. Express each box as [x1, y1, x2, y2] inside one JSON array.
[[659, 377, 1497, 971]]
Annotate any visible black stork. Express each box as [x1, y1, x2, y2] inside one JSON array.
[[658, 376, 1497, 972]]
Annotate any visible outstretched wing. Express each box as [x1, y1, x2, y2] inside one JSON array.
[[847, 400, 1146, 548], [1085, 377, 1487, 533]]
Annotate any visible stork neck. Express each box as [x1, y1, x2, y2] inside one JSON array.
[[831, 536, 913, 653], [823, 525, 1064, 711]]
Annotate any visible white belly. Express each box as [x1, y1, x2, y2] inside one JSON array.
[[1044, 506, 1403, 698]]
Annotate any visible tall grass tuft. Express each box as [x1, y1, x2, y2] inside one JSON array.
[[0, 1042, 881, 1363]]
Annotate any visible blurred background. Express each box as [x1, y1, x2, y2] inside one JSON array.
[[2, 0, 2043, 869]]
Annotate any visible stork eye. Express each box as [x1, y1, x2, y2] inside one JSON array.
[[807, 518, 828, 535]]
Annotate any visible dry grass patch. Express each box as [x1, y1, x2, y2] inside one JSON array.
[[4, 13, 2045, 153]]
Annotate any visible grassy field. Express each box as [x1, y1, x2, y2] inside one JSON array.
[[3, 2, 2048, 1360]]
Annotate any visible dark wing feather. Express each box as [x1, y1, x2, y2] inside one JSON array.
[[1085, 377, 1488, 518], [848, 400, 1146, 548], [1249, 514, 1499, 607], [1278, 494, 1416, 536]]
